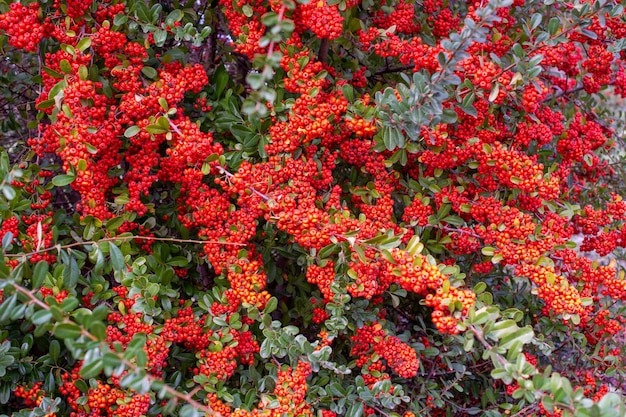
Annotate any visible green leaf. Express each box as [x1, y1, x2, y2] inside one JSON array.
[[214, 66, 229, 98], [165, 9, 183, 25], [490, 367, 509, 381], [49, 340, 60, 362], [264, 297, 278, 314], [124, 126, 141, 138], [43, 67, 64, 79], [441, 108, 458, 124], [141, 66, 158, 79], [488, 319, 519, 340], [511, 43, 525, 58], [247, 73, 265, 90], [548, 17, 560, 35], [472, 306, 499, 325], [53, 322, 83, 339], [145, 124, 168, 134], [156, 116, 170, 130], [62, 254, 80, 289], [32, 261, 49, 289], [442, 215, 465, 227], [103, 351, 123, 369], [0, 293, 17, 323], [37, 99, 56, 110], [242, 4, 254, 17], [261, 11, 278, 26], [113, 14, 128, 26], [473, 282, 487, 294], [179, 404, 202, 417], [0, 342, 15, 377], [481, 246, 495, 256], [1, 186, 15, 201], [105, 216, 126, 231], [529, 13, 542, 31], [458, 103, 477, 118], [48, 79, 67, 103], [60, 59, 72, 74], [154, 29, 168, 47], [31, 309, 53, 326], [80, 349, 104, 379], [318, 244, 338, 259], [499, 326, 534, 350], [109, 243, 125, 271], [345, 402, 364, 417], [166, 256, 189, 267], [76, 37, 91, 52], [125, 333, 147, 358], [52, 174, 75, 187]]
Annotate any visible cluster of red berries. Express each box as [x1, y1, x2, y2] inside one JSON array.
[[19, 186, 56, 264], [306, 261, 337, 302], [219, 0, 267, 59], [91, 25, 129, 68], [40, 287, 69, 304], [582, 45, 615, 93], [515, 120, 553, 148], [0, 3, 50, 51], [521, 82, 548, 114], [345, 116, 377, 137], [402, 196, 433, 226], [374, 335, 419, 378], [53, 285, 265, 415], [59, 363, 151, 417], [226, 253, 271, 308], [5, 0, 626, 415], [429, 8, 459, 37], [346, 249, 395, 299], [515, 263, 585, 317], [0, 216, 18, 245], [556, 114, 608, 164], [537, 43, 582, 78], [13, 382, 44, 408], [54, 0, 94, 18], [473, 197, 572, 266], [372, 0, 419, 34], [296, 0, 344, 40], [351, 322, 419, 380], [373, 34, 443, 74]]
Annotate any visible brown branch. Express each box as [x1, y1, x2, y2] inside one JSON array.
[[318, 39, 329, 64], [3, 235, 246, 258], [374, 64, 415, 76], [543, 84, 585, 102]]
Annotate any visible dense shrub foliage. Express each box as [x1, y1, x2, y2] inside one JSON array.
[[0, 0, 626, 416]]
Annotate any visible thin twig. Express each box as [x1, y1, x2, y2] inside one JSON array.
[[3, 235, 246, 258]]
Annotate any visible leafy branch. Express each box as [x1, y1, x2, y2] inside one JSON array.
[[1, 280, 221, 417]]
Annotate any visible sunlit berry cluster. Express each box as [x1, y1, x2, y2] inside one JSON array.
[[0, 3, 49, 51], [351, 322, 419, 380], [296, 0, 343, 40]]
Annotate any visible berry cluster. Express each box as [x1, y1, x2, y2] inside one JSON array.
[[0, 3, 49, 51], [296, 0, 344, 40], [351, 322, 419, 380], [582, 45, 614, 93], [402, 196, 433, 226]]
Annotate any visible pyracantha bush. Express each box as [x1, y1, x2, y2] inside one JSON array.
[[0, 0, 625, 416]]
